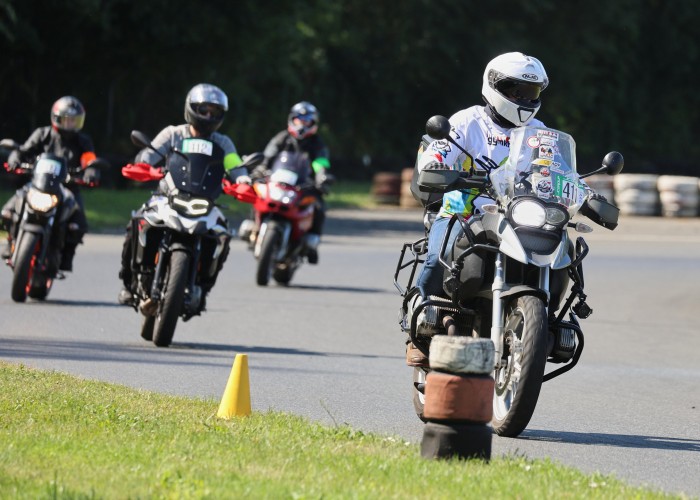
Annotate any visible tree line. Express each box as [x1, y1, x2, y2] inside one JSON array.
[[1, 0, 699, 182]]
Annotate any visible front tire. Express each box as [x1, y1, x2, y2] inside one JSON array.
[[256, 223, 282, 286], [11, 232, 40, 303], [492, 295, 548, 437], [412, 366, 429, 422], [152, 250, 190, 347]]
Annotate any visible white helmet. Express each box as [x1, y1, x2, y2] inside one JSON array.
[[482, 52, 549, 127]]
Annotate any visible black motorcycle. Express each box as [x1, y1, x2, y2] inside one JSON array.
[[395, 116, 623, 437], [1, 143, 104, 302], [121, 131, 261, 347]]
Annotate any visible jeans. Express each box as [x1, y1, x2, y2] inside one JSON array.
[[415, 216, 462, 298]]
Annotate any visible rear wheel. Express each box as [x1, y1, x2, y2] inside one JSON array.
[[492, 295, 548, 437], [152, 250, 190, 347], [273, 265, 294, 285], [256, 224, 282, 286], [11, 232, 40, 303]]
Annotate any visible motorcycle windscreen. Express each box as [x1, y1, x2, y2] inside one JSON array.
[[167, 138, 226, 198], [491, 126, 588, 216], [269, 151, 311, 186], [31, 157, 67, 195]]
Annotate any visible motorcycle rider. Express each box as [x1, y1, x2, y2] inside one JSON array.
[[1, 96, 97, 272], [117, 83, 249, 306], [251, 101, 332, 264], [406, 52, 551, 367]]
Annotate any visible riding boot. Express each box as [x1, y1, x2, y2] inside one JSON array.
[[305, 233, 320, 264], [406, 340, 429, 368], [1, 238, 11, 260], [59, 243, 76, 271]]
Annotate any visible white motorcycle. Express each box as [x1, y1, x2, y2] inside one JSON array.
[[395, 116, 623, 437]]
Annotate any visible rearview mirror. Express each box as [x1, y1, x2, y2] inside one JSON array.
[[130, 130, 153, 149], [425, 115, 451, 140], [602, 151, 624, 175], [580, 151, 625, 179]]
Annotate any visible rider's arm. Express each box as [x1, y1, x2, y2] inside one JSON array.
[[262, 131, 287, 166], [10, 128, 47, 167], [78, 133, 97, 169], [416, 114, 470, 173], [135, 126, 175, 166]]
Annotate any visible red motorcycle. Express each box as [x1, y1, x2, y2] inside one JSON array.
[[224, 151, 319, 286]]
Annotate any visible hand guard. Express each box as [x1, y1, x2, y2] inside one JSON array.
[[122, 162, 164, 182], [423, 161, 450, 171], [589, 192, 607, 202]]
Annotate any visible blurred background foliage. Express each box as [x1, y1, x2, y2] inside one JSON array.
[[0, 0, 698, 184]]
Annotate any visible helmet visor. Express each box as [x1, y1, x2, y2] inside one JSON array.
[[55, 114, 85, 131], [194, 103, 225, 121], [497, 79, 543, 104], [291, 113, 315, 124]]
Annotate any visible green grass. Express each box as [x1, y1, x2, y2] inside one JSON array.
[[0, 362, 677, 499], [1, 182, 376, 234]]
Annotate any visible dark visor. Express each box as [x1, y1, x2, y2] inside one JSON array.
[[497, 79, 542, 102], [195, 103, 225, 120]]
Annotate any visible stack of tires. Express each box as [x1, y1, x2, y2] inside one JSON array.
[[400, 168, 421, 208], [371, 172, 401, 205], [583, 174, 615, 204], [613, 174, 660, 216], [420, 335, 495, 461], [657, 175, 699, 217]]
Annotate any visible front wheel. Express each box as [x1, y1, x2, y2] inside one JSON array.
[[412, 367, 429, 422], [152, 250, 190, 347], [492, 295, 548, 437], [256, 223, 283, 286], [11, 232, 40, 303]]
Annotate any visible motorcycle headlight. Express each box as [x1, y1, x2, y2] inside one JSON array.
[[511, 200, 546, 227], [544, 206, 568, 226], [171, 195, 211, 216], [27, 188, 59, 212], [510, 199, 569, 229], [269, 184, 297, 204]]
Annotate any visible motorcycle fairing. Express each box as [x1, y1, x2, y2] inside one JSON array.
[[142, 195, 228, 236], [166, 140, 226, 198], [31, 157, 68, 195], [269, 151, 312, 186], [482, 211, 572, 269]]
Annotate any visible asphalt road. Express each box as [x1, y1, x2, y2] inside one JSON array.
[[1, 209, 699, 496]]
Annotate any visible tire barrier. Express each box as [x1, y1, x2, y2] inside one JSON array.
[[613, 174, 660, 216], [657, 175, 699, 217], [582, 174, 615, 204], [400, 168, 422, 208], [420, 335, 494, 461], [371, 172, 401, 205]]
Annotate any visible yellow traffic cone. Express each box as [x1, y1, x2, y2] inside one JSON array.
[[217, 353, 251, 418]]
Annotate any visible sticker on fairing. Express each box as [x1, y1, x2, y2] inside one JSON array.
[[270, 168, 298, 185], [553, 174, 586, 204], [539, 145, 555, 160], [181, 138, 213, 156], [527, 136, 540, 148], [35, 158, 63, 176]]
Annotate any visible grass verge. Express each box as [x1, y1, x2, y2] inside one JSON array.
[[0, 362, 675, 499], [1, 181, 377, 234]]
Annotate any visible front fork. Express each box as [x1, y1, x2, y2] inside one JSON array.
[[490, 255, 552, 369]]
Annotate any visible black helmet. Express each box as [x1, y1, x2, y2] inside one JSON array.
[[184, 83, 228, 136], [51, 96, 85, 132], [287, 101, 319, 139]]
